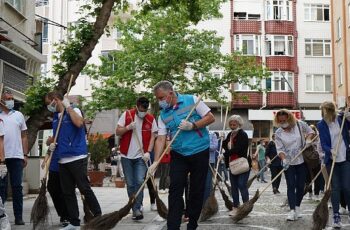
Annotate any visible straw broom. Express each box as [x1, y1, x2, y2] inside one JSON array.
[[126, 110, 169, 219], [30, 75, 74, 229], [233, 135, 319, 223], [246, 154, 279, 189], [84, 95, 204, 230], [312, 112, 346, 230], [200, 106, 229, 221], [208, 163, 233, 211]]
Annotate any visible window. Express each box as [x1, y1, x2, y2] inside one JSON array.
[[6, 0, 24, 13], [266, 0, 292, 21], [42, 22, 48, 43], [234, 12, 261, 20], [338, 63, 343, 86], [234, 77, 257, 91], [101, 50, 115, 73], [112, 28, 122, 39], [35, 0, 48, 7], [234, 35, 261, 55], [306, 74, 331, 92], [305, 39, 331, 57], [304, 4, 330, 21], [266, 71, 293, 91], [337, 18, 342, 40], [265, 35, 293, 56]]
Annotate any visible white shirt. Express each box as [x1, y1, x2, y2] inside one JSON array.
[[158, 95, 211, 136], [0, 110, 27, 159], [118, 111, 158, 159], [328, 121, 347, 163], [275, 121, 314, 165], [59, 108, 88, 164]]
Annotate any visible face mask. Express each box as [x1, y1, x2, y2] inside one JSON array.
[[280, 122, 289, 129], [4, 100, 14, 110], [47, 101, 57, 113], [137, 111, 146, 119]]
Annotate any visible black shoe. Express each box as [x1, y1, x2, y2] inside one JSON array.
[[276, 190, 281, 194], [262, 180, 268, 183], [273, 188, 277, 194], [60, 218, 70, 227], [15, 219, 25, 225], [132, 210, 144, 220]]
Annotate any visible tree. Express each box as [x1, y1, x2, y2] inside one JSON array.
[[84, 4, 270, 116], [23, 0, 222, 150]]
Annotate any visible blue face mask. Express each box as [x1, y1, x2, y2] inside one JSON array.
[[47, 101, 57, 113], [159, 99, 170, 110], [4, 100, 14, 110]]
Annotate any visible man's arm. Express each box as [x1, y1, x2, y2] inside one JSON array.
[[21, 130, 28, 167], [116, 124, 130, 136], [66, 107, 84, 128], [153, 135, 166, 162], [192, 112, 215, 129]]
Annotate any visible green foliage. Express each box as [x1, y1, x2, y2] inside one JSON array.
[[21, 77, 56, 116], [88, 133, 110, 170]]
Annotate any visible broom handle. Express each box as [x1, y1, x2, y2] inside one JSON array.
[[326, 111, 347, 190], [209, 163, 226, 183], [133, 94, 204, 199], [213, 106, 229, 185], [44, 75, 74, 179], [251, 154, 279, 178], [258, 134, 319, 197]]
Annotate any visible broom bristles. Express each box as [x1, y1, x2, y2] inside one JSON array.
[[312, 189, 331, 230], [82, 195, 94, 223], [83, 197, 134, 230], [246, 175, 257, 189], [218, 186, 233, 211], [155, 193, 168, 219], [30, 178, 49, 230], [232, 190, 259, 223], [199, 190, 219, 222]]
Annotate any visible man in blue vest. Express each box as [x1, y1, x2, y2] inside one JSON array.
[[150, 81, 215, 230], [45, 91, 101, 230]]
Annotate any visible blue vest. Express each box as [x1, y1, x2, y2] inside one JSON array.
[[160, 94, 209, 156], [53, 109, 87, 159]]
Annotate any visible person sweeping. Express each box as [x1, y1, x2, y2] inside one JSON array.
[[149, 80, 215, 230], [274, 109, 315, 221], [317, 101, 350, 228]]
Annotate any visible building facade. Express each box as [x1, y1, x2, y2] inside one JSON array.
[[330, 0, 350, 106], [231, 0, 332, 143]]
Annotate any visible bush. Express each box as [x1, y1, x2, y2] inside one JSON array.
[[88, 133, 110, 170]]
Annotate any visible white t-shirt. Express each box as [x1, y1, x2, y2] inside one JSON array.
[[118, 111, 158, 159], [158, 95, 211, 136], [59, 108, 87, 164], [0, 110, 27, 159], [275, 121, 314, 165], [328, 121, 347, 163]]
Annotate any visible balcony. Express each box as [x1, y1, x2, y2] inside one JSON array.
[[266, 56, 296, 72], [265, 21, 295, 35], [232, 92, 263, 109], [267, 92, 296, 108], [232, 20, 261, 35]]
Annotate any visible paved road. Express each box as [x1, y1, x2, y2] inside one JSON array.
[[5, 171, 349, 229]]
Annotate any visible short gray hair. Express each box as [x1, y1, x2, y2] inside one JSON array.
[[227, 115, 244, 127], [153, 80, 173, 92]]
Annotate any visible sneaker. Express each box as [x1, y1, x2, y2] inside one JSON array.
[[159, 189, 166, 194], [229, 207, 238, 216], [286, 210, 297, 221], [59, 224, 80, 230], [339, 207, 347, 215], [132, 210, 144, 221], [0, 214, 10, 230], [60, 218, 70, 227], [313, 195, 321, 201], [14, 219, 24, 225], [333, 213, 342, 229], [151, 203, 157, 211], [295, 206, 302, 219]]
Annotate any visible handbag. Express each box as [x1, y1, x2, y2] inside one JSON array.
[[296, 122, 320, 169], [229, 157, 250, 175]]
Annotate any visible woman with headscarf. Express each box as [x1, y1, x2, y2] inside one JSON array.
[[317, 101, 350, 228], [222, 115, 251, 216], [273, 109, 314, 221]]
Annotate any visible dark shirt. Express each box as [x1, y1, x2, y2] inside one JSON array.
[[265, 140, 282, 167]]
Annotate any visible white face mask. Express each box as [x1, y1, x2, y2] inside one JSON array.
[[280, 122, 289, 129], [137, 111, 146, 119]]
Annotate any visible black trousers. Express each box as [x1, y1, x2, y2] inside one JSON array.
[[146, 177, 156, 204], [47, 171, 69, 221], [59, 157, 101, 226], [159, 163, 170, 190], [270, 165, 283, 190], [167, 149, 209, 230]]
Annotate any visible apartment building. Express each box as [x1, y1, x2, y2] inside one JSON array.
[[231, 0, 332, 142], [0, 0, 46, 102], [330, 0, 350, 106]]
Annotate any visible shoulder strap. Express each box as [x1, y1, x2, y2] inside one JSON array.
[[296, 121, 305, 146]]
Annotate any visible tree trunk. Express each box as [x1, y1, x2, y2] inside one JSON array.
[[26, 0, 118, 150]]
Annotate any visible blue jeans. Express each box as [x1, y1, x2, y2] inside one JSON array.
[[258, 159, 266, 181], [218, 161, 229, 181], [328, 161, 350, 214], [203, 163, 215, 204], [284, 163, 306, 210], [121, 157, 147, 212], [2, 159, 23, 220], [229, 170, 250, 208]]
